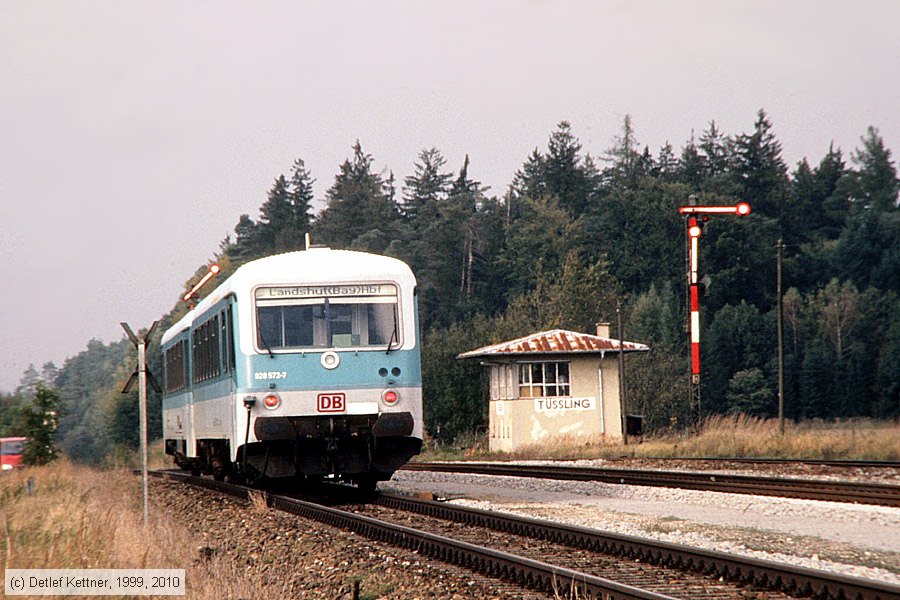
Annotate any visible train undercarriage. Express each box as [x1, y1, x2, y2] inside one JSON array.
[[166, 412, 421, 491]]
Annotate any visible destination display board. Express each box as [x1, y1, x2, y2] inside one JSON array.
[[255, 284, 396, 300]]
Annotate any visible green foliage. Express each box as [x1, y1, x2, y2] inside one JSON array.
[[583, 179, 689, 294], [421, 317, 493, 442], [725, 368, 774, 415], [498, 197, 583, 299], [22, 383, 62, 465], [847, 127, 899, 213], [314, 141, 400, 252], [20, 113, 900, 462]]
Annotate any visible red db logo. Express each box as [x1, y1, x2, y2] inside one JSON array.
[[317, 393, 346, 413]]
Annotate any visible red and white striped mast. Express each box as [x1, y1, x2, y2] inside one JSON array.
[[678, 197, 751, 427]]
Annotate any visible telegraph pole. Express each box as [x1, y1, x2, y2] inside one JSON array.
[[776, 239, 785, 435], [616, 301, 627, 446], [121, 321, 161, 526]]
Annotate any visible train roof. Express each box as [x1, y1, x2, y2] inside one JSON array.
[[161, 249, 415, 346]]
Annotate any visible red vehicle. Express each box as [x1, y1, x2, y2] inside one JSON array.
[[0, 437, 26, 471]]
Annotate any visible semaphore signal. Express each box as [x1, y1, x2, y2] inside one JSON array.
[[678, 196, 752, 427], [182, 264, 221, 306]]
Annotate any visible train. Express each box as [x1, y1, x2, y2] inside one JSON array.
[[0, 436, 26, 470], [161, 248, 423, 490]]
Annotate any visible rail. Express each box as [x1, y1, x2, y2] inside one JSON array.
[[402, 461, 900, 507], [148, 470, 674, 599]]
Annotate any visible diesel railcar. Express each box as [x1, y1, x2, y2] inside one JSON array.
[[161, 249, 423, 489]]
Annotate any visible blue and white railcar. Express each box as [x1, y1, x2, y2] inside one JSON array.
[[161, 249, 423, 488]]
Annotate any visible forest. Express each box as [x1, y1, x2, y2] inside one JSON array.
[[2, 110, 898, 464]]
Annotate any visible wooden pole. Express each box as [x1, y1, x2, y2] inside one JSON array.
[[138, 336, 149, 525], [617, 301, 628, 445], [777, 239, 785, 435]]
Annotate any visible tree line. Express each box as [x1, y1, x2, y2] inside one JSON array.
[[2, 110, 897, 462]]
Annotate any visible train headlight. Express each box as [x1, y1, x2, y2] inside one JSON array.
[[381, 389, 399, 406], [263, 393, 281, 409], [321, 351, 340, 370], [1, 464, 12, 471]]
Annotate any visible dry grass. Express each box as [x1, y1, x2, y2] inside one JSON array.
[[248, 490, 269, 514], [423, 416, 900, 462], [0, 459, 277, 598]]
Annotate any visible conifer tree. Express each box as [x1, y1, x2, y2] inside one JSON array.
[[655, 142, 679, 181], [848, 126, 899, 212], [314, 141, 399, 252], [508, 148, 547, 221], [544, 121, 594, 215], [22, 383, 61, 466], [287, 158, 315, 236], [699, 120, 730, 179], [604, 114, 643, 188], [815, 143, 849, 235], [402, 148, 451, 221], [678, 134, 704, 189], [258, 175, 294, 252], [732, 109, 789, 218]]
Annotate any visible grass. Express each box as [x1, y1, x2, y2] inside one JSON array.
[[421, 415, 900, 462], [0, 459, 279, 598]]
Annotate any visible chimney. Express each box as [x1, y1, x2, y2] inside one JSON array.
[[595, 322, 610, 338]]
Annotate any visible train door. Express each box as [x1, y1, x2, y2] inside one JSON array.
[[163, 336, 195, 459]]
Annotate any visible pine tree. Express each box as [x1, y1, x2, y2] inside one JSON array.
[[258, 175, 294, 252], [512, 148, 547, 199], [230, 214, 263, 261], [287, 158, 315, 238], [16, 364, 40, 398], [544, 121, 594, 215], [655, 142, 679, 182], [732, 110, 789, 218], [604, 114, 642, 188], [314, 141, 399, 251], [699, 120, 730, 179], [22, 383, 61, 465], [402, 148, 451, 221], [848, 126, 899, 212], [678, 134, 704, 189], [816, 143, 847, 220]]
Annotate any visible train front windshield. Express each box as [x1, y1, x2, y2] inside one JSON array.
[[255, 284, 399, 351], [1, 440, 24, 455]]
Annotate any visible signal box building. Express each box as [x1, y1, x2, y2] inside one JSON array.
[[458, 325, 649, 452]]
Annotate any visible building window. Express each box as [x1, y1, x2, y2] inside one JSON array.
[[518, 361, 570, 398], [490, 364, 517, 400]]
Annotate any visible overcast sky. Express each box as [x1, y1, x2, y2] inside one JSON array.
[[1, 1, 898, 392]]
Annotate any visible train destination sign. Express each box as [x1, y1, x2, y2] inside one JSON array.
[[256, 284, 396, 299], [533, 397, 595, 412]]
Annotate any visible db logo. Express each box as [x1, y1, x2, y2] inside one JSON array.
[[317, 393, 346, 413]]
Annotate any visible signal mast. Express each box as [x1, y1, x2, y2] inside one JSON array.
[[677, 196, 751, 427], [183, 264, 221, 308]]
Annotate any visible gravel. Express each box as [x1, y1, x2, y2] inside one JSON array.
[[383, 469, 900, 585], [151, 479, 547, 599]]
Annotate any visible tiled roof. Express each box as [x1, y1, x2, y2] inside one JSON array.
[[458, 329, 650, 359]]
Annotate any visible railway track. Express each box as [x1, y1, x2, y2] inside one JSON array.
[[604, 457, 900, 469], [149, 470, 900, 599], [401, 461, 900, 507]]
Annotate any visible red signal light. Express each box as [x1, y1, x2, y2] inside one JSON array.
[[382, 389, 399, 405], [688, 225, 702, 238], [263, 394, 280, 409], [736, 202, 751, 216]]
